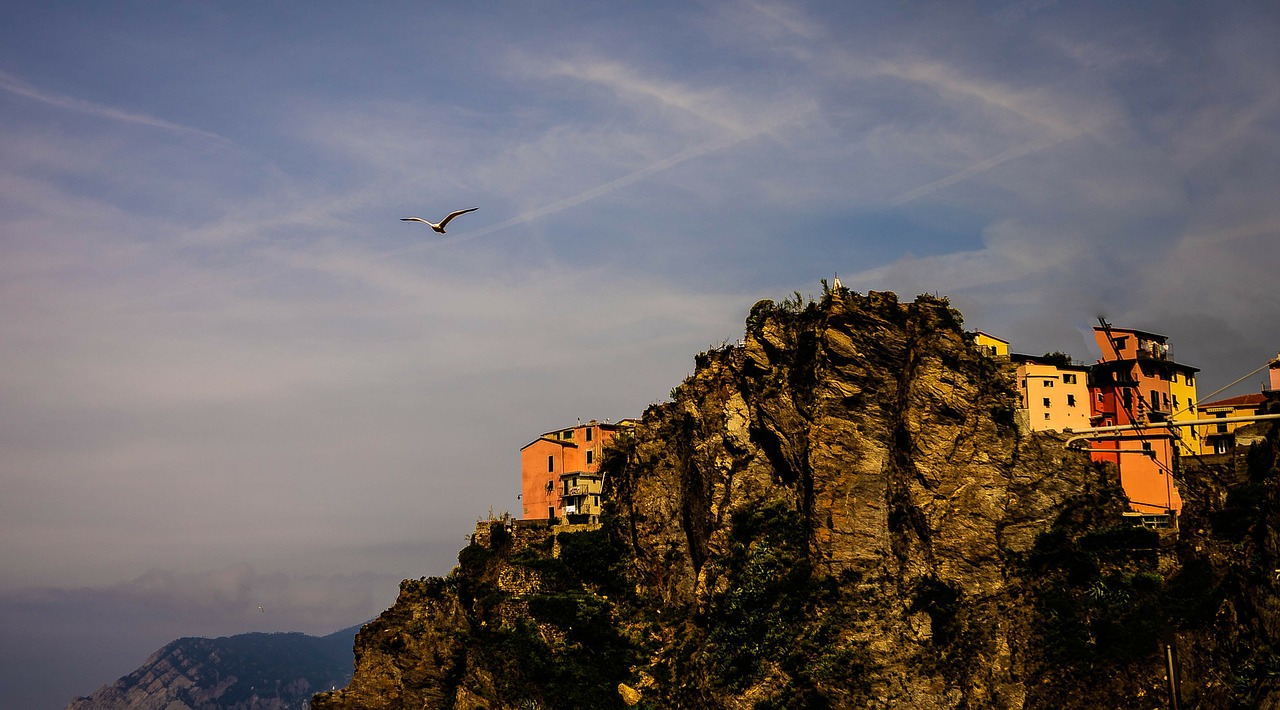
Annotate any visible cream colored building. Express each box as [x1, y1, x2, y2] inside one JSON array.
[[1013, 355, 1091, 432]]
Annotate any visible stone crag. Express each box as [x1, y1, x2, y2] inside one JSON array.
[[314, 288, 1280, 709]]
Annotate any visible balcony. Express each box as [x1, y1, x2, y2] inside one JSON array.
[[1135, 340, 1172, 361], [562, 496, 601, 516]]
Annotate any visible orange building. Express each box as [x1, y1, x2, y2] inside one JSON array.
[[520, 419, 635, 522], [1087, 325, 1193, 517]]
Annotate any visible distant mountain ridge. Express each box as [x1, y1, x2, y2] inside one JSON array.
[[65, 625, 360, 710]]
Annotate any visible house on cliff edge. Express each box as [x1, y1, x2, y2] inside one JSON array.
[[1010, 353, 1091, 433], [1088, 325, 1199, 518], [519, 419, 636, 523], [1195, 356, 1280, 455], [974, 324, 1202, 524]]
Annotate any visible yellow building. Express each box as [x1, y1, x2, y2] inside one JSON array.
[[1013, 355, 1091, 432], [1167, 363, 1200, 455], [1197, 393, 1268, 455], [973, 331, 1009, 358]]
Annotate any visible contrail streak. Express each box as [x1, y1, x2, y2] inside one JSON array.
[[103, 105, 814, 311], [891, 123, 1100, 206], [0, 69, 229, 143], [376, 104, 815, 257]]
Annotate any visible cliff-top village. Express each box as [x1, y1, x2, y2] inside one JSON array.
[[521, 323, 1280, 531]]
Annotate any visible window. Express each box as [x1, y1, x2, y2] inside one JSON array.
[[1043, 380, 1054, 387], [1173, 395, 1179, 410], [548, 506, 555, 519], [1163, 393, 1170, 408], [585, 428, 593, 442], [1044, 412, 1051, 420], [547, 455, 555, 473], [1216, 413, 1228, 434], [586, 450, 594, 465], [1150, 391, 1159, 410], [1097, 392, 1104, 403], [1063, 374, 1077, 384], [1067, 394, 1076, 407], [1043, 397, 1051, 408]]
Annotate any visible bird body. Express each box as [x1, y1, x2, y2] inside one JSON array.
[[400, 207, 478, 233]]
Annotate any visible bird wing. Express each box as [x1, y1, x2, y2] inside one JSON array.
[[437, 207, 478, 228], [400, 217, 431, 223]]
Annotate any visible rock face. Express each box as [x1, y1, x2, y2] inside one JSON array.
[[314, 289, 1280, 709], [66, 626, 358, 710]]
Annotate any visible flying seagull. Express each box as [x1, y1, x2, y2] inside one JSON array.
[[400, 207, 478, 234]]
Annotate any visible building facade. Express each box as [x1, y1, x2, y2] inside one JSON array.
[[1197, 393, 1269, 455], [974, 331, 1010, 358], [519, 419, 635, 522], [1012, 355, 1091, 432], [1087, 325, 1195, 516], [985, 324, 1205, 519]]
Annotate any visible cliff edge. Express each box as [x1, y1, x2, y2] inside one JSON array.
[[315, 288, 1280, 709]]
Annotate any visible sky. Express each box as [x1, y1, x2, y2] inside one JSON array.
[[2, 1, 1279, 706]]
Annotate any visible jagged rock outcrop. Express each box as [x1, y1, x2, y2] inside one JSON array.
[[66, 627, 358, 710], [314, 288, 1280, 709]]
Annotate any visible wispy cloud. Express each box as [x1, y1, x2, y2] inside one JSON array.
[[457, 106, 816, 242], [538, 57, 755, 135], [892, 122, 1101, 205], [0, 69, 230, 143]]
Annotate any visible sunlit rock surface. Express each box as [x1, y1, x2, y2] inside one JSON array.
[[315, 289, 1280, 709]]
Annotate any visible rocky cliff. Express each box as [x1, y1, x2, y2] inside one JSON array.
[[66, 626, 358, 710], [314, 287, 1280, 709]]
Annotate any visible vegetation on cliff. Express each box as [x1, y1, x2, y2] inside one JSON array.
[[315, 287, 1280, 709]]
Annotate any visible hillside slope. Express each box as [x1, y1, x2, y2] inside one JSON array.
[[66, 626, 359, 710]]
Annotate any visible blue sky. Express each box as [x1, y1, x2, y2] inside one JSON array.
[[3, 1, 1279, 706]]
